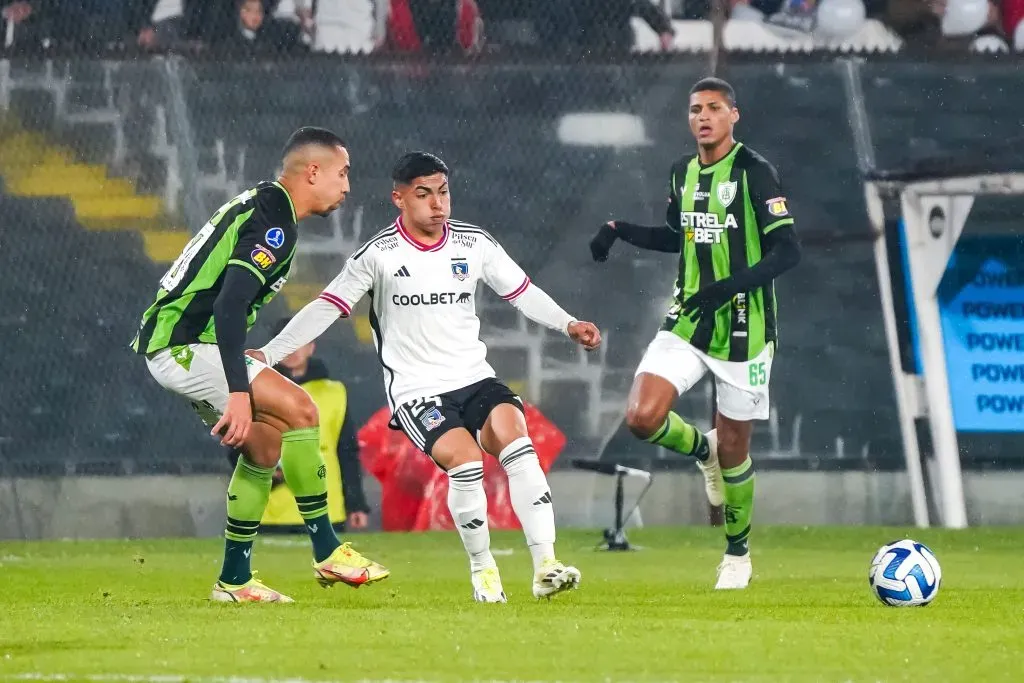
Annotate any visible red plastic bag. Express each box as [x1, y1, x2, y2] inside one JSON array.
[[358, 402, 565, 531]]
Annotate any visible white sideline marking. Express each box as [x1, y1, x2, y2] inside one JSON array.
[[3, 676, 574, 683], [9, 676, 433, 683], [258, 540, 516, 556]]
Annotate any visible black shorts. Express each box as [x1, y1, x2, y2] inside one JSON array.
[[391, 378, 524, 461]]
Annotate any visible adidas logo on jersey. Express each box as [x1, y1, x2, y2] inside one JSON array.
[[394, 266, 411, 277]]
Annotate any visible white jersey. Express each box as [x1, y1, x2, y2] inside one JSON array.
[[320, 218, 533, 409]]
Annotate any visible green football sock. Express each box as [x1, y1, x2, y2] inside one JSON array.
[[645, 411, 709, 461], [280, 427, 341, 562], [219, 457, 274, 585], [722, 457, 755, 557]]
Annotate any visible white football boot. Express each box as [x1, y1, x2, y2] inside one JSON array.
[[532, 558, 581, 599], [471, 566, 507, 603], [696, 429, 725, 507], [715, 553, 753, 590]]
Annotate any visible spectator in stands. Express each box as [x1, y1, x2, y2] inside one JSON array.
[[273, 0, 382, 53], [146, 0, 230, 51], [271, 0, 318, 45], [387, 0, 483, 53], [533, 0, 675, 54], [2, 0, 160, 51], [227, 316, 371, 532], [219, 0, 307, 55], [883, 0, 949, 44], [885, 0, 1008, 50]]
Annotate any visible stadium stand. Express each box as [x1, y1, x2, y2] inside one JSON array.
[[2, 56, 1023, 475]]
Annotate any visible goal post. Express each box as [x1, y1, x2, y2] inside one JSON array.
[[864, 159, 1024, 529]]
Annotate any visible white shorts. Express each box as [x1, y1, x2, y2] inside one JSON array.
[[634, 331, 774, 421], [145, 343, 269, 426]]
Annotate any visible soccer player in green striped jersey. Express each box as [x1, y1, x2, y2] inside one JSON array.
[[590, 78, 801, 589], [132, 127, 388, 603]]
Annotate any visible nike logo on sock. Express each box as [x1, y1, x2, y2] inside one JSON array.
[[243, 549, 251, 558], [227, 494, 238, 501], [308, 524, 318, 533]]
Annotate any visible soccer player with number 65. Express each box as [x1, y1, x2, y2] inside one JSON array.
[[590, 78, 802, 590]]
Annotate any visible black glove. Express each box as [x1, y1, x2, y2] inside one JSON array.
[[680, 279, 737, 323], [589, 222, 618, 262]]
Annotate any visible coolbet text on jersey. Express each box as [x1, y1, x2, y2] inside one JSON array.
[[316, 217, 533, 411]]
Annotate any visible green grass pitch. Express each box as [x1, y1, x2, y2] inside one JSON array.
[[1, 526, 1021, 682]]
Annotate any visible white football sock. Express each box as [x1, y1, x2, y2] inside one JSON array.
[[499, 437, 556, 572], [447, 461, 495, 572]]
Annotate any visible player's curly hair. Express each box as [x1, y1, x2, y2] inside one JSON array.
[[690, 77, 736, 107]]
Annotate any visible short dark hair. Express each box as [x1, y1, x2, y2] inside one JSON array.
[[392, 151, 449, 185], [282, 127, 346, 158], [689, 77, 736, 107]]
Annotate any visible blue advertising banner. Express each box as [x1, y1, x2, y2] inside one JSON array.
[[939, 238, 1024, 432]]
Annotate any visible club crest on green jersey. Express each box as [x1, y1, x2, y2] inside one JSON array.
[[717, 180, 737, 207]]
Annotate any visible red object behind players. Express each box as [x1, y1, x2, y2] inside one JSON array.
[[386, 0, 482, 53], [358, 402, 566, 532]]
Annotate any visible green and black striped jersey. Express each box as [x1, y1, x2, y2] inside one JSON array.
[[662, 143, 795, 362], [131, 181, 298, 355]]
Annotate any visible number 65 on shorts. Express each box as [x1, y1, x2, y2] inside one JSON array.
[[634, 331, 773, 421]]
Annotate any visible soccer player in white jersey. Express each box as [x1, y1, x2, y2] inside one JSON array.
[[252, 152, 602, 602]]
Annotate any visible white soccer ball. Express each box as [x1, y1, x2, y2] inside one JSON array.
[[868, 539, 942, 607]]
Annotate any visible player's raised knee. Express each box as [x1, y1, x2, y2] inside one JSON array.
[[244, 441, 281, 469], [285, 391, 319, 430], [625, 402, 665, 440]]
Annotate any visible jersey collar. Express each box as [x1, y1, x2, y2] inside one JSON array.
[[272, 181, 298, 223], [396, 216, 448, 252], [698, 142, 743, 174]]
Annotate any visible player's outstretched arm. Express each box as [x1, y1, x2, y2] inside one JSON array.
[[255, 298, 341, 368], [255, 252, 375, 366], [507, 283, 601, 350], [590, 220, 681, 262], [484, 239, 601, 349], [591, 189, 683, 261]]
